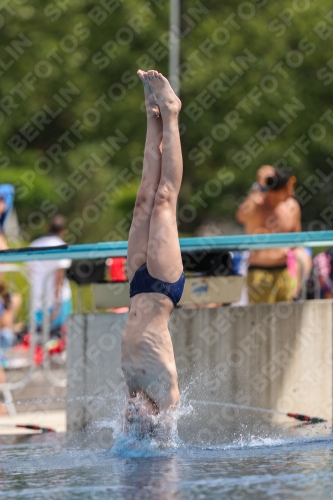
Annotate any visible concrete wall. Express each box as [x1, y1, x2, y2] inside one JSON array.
[[67, 300, 333, 444]]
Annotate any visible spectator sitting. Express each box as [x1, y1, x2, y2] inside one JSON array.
[[0, 185, 17, 287], [0, 185, 21, 400], [0, 184, 23, 346], [0, 282, 22, 398], [313, 249, 333, 299], [0, 283, 22, 346], [27, 216, 72, 338], [236, 165, 301, 304], [0, 184, 15, 251]]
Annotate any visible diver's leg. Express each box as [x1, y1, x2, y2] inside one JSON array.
[[144, 71, 183, 283], [126, 70, 163, 282]]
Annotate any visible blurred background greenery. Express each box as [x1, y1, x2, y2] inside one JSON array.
[[2, 0, 333, 244]]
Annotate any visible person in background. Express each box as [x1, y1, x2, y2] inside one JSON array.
[[28, 215, 72, 337], [0, 185, 21, 323], [0, 184, 15, 251], [0, 281, 23, 402], [292, 247, 313, 299], [313, 249, 333, 299], [0, 185, 19, 405], [236, 166, 301, 304], [0, 282, 22, 355]]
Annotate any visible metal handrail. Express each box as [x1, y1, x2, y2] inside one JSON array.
[[0, 231, 333, 262]]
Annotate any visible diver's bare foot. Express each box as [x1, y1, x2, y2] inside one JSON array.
[[144, 70, 181, 117], [137, 69, 160, 120]]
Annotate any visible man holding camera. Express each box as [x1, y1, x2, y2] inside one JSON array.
[[236, 166, 301, 304]]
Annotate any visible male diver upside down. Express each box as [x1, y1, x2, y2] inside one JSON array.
[[121, 69, 184, 436]]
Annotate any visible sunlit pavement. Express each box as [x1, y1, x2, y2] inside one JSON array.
[[0, 410, 66, 434]]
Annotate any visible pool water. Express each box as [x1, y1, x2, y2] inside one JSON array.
[[1, 425, 333, 499]]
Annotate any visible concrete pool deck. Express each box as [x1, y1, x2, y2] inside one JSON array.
[[0, 410, 66, 434], [0, 364, 67, 434]]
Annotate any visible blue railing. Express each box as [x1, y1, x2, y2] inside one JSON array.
[[0, 231, 332, 262]]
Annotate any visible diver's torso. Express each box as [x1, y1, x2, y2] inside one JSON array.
[[121, 293, 178, 403]]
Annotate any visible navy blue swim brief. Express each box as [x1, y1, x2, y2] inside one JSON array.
[[129, 263, 185, 306]]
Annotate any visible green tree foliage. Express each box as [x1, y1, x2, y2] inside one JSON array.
[[1, 0, 333, 242]]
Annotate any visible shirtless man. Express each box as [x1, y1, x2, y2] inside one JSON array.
[[121, 70, 184, 437], [236, 165, 301, 303]]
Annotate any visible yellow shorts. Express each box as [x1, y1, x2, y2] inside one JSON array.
[[247, 266, 293, 304]]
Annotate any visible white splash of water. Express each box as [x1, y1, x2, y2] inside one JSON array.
[[107, 397, 193, 457]]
